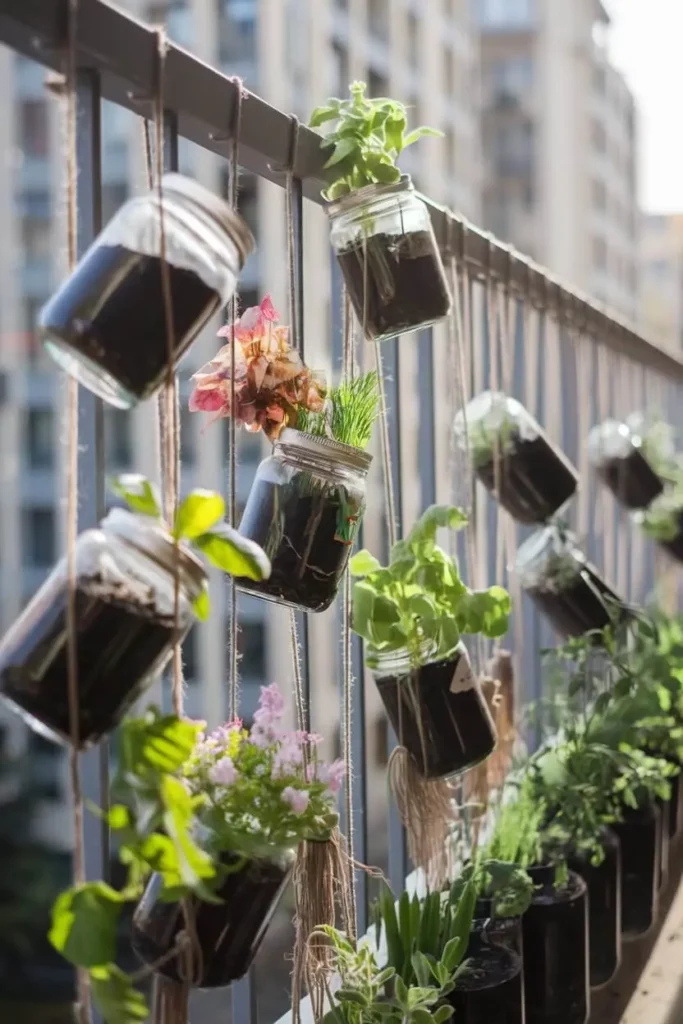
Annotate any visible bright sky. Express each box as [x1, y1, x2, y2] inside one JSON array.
[[608, 0, 683, 213]]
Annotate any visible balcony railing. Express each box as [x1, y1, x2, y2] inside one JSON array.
[[0, 2, 682, 1023]]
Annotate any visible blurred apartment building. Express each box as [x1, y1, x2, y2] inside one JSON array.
[[640, 213, 683, 352], [475, 0, 640, 322]]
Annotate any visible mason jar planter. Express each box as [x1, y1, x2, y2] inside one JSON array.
[[370, 642, 496, 779], [131, 847, 294, 988], [455, 392, 578, 525], [327, 176, 452, 342], [236, 429, 371, 612], [0, 509, 205, 748], [612, 801, 661, 939], [522, 866, 589, 1024], [449, 915, 525, 1024], [588, 419, 664, 511], [635, 493, 683, 565], [568, 829, 621, 988], [39, 174, 254, 409], [515, 526, 627, 639]]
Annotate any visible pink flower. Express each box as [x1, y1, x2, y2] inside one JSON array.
[[209, 756, 237, 786], [319, 759, 346, 795], [258, 683, 285, 718], [282, 786, 310, 814]]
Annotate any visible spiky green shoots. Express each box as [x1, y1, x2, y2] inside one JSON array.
[[297, 370, 380, 450]]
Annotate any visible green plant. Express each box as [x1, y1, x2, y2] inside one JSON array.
[[638, 487, 683, 542], [297, 371, 380, 449], [350, 505, 511, 668], [484, 780, 546, 873], [309, 81, 443, 201], [451, 859, 534, 919], [111, 473, 271, 619]]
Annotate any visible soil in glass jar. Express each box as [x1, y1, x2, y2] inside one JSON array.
[[40, 244, 220, 407], [473, 898, 523, 957], [336, 231, 451, 341], [525, 565, 626, 639], [0, 573, 178, 748], [568, 829, 621, 988], [522, 866, 589, 1024], [475, 433, 577, 525], [611, 802, 661, 939], [374, 655, 496, 779], [595, 450, 663, 511], [237, 474, 363, 613], [131, 850, 292, 988], [449, 925, 524, 1024]]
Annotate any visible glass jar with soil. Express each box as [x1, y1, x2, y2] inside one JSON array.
[[588, 419, 664, 511], [327, 176, 452, 342], [515, 525, 627, 639], [455, 392, 578, 525], [611, 801, 661, 939], [473, 896, 523, 957], [522, 865, 589, 1024], [39, 174, 254, 409], [636, 494, 683, 565], [236, 429, 371, 612], [131, 846, 294, 988], [0, 509, 206, 748], [567, 828, 621, 988], [448, 916, 524, 1024], [370, 642, 496, 780]]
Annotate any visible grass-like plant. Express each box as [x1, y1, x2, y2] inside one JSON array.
[[297, 371, 380, 450]]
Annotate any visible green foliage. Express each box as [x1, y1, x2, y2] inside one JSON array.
[[484, 781, 546, 873], [309, 81, 443, 201], [350, 505, 511, 666], [638, 488, 683, 542], [297, 371, 380, 450], [451, 859, 534, 919]]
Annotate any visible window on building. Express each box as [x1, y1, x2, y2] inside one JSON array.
[[331, 43, 349, 96], [24, 297, 44, 366], [20, 189, 50, 220], [407, 12, 419, 68], [444, 48, 455, 97], [368, 0, 389, 40], [445, 129, 457, 178], [368, 70, 389, 99], [26, 409, 54, 469], [104, 408, 132, 468], [593, 65, 606, 94], [477, 0, 535, 29], [183, 626, 197, 681], [220, 171, 258, 241], [22, 217, 51, 262], [148, 1, 194, 48], [23, 507, 55, 567], [491, 55, 533, 97], [218, 0, 257, 64], [591, 119, 607, 153], [492, 121, 534, 174], [593, 235, 607, 270], [222, 416, 262, 463], [236, 620, 266, 678], [102, 183, 129, 224], [19, 99, 49, 158], [180, 406, 196, 466], [592, 178, 606, 211]]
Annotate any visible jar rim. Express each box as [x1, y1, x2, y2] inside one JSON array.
[[159, 173, 255, 267], [276, 428, 373, 473], [102, 508, 207, 597], [325, 174, 414, 216]]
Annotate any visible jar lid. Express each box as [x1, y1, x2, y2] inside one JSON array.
[[326, 174, 414, 216], [276, 428, 373, 473], [160, 173, 255, 268], [102, 508, 207, 598]]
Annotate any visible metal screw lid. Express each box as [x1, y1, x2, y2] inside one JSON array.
[[326, 174, 414, 217], [102, 508, 207, 598], [276, 428, 373, 474], [159, 173, 255, 268]]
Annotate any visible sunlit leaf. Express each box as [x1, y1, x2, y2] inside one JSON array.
[[110, 474, 161, 518], [173, 490, 225, 539], [194, 523, 271, 581], [49, 882, 124, 968], [90, 965, 148, 1024], [349, 549, 382, 577]]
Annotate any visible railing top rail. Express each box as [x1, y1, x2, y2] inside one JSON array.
[[2, 0, 681, 382]]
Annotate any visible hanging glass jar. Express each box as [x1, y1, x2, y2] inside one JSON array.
[[370, 641, 496, 779], [327, 176, 452, 342], [39, 174, 254, 409], [588, 419, 664, 510], [515, 525, 627, 638], [0, 509, 206, 748], [636, 489, 683, 564], [455, 391, 578, 525], [236, 429, 371, 612]]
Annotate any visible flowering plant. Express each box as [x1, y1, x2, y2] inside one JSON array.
[[189, 294, 326, 441], [185, 683, 345, 855]]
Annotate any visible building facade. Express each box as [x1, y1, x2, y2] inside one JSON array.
[[641, 213, 683, 352]]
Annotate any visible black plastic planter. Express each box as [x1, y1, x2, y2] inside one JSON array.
[[669, 771, 682, 837], [567, 829, 621, 988], [371, 645, 496, 779], [449, 918, 525, 1024], [522, 866, 589, 1024], [655, 795, 670, 890], [131, 849, 294, 988], [612, 802, 661, 939], [588, 420, 664, 511], [473, 897, 523, 956]]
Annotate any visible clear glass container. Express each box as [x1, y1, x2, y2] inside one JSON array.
[[327, 176, 452, 342], [515, 525, 626, 638], [370, 641, 496, 779], [236, 429, 371, 612], [455, 391, 578, 524], [0, 509, 206, 748], [635, 489, 683, 563], [588, 418, 664, 510], [39, 174, 254, 409]]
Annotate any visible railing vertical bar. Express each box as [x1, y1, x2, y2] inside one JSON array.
[[232, 967, 258, 1024], [164, 110, 179, 172]]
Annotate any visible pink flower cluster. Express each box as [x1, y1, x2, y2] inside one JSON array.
[[188, 295, 326, 441]]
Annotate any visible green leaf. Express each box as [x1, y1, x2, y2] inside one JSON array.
[[107, 804, 130, 831], [309, 103, 341, 127], [335, 989, 369, 1007], [118, 710, 201, 782], [194, 523, 271, 581], [173, 490, 225, 540], [403, 126, 445, 147], [349, 549, 383, 576], [323, 137, 359, 168], [90, 965, 148, 1024], [407, 505, 469, 553], [160, 774, 216, 893], [49, 882, 124, 968], [192, 584, 211, 622], [410, 1009, 434, 1024], [433, 1006, 455, 1022], [110, 474, 161, 518]]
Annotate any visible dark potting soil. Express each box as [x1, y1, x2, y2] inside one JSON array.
[[0, 574, 177, 748], [449, 927, 524, 1024], [236, 478, 363, 612], [522, 866, 589, 1024], [476, 433, 577, 525], [336, 230, 451, 341], [595, 449, 663, 511], [474, 898, 523, 957], [39, 243, 220, 403], [526, 564, 626, 639], [374, 656, 496, 779], [131, 851, 292, 988], [568, 829, 621, 988], [611, 803, 661, 938]]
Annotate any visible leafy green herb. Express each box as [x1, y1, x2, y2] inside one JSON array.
[[309, 81, 443, 202], [638, 487, 683, 542], [297, 371, 380, 450]]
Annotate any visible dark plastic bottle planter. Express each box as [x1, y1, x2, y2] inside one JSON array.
[[131, 848, 294, 988], [588, 420, 664, 511], [522, 866, 589, 1024], [473, 896, 523, 957], [448, 916, 525, 1024], [567, 829, 621, 988], [669, 770, 682, 837], [611, 802, 661, 939], [371, 644, 496, 780]]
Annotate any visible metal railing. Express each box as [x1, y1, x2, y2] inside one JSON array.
[[1, 1, 683, 1022]]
